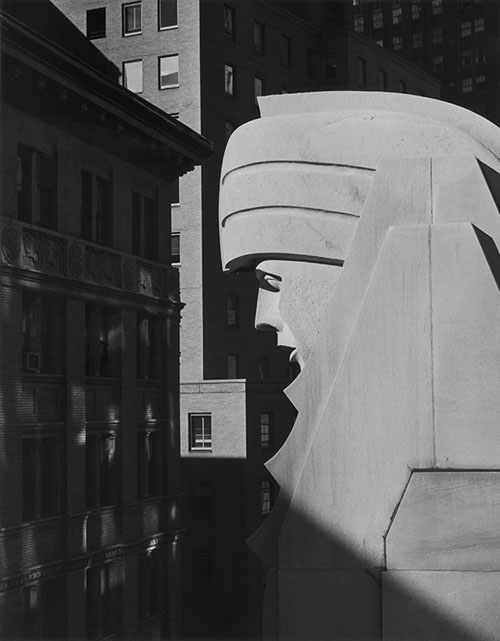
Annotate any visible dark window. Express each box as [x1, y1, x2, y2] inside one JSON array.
[[159, 54, 179, 89], [171, 232, 180, 264], [224, 63, 235, 95], [281, 35, 292, 67], [260, 412, 271, 449], [23, 436, 62, 522], [86, 432, 118, 508], [87, 8, 106, 39], [23, 578, 65, 639], [433, 55, 444, 72], [254, 21, 265, 53], [22, 293, 63, 374], [137, 431, 163, 498], [158, 0, 177, 29], [85, 304, 119, 378], [324, 54, 337, 81], [227, 295, 238, 326], [254, 76, 264, 104], [227, 353, 239, 378], [17, 144, 57, 230], [171, 178, 180, 204], [261, 480, 271, 515], [132, 192, 158, 260], [412, 2, 421, 20], [378, 68, 388, 91], [87, 563, 121, 639], [189, 414, 212, 451], [81, 171, 113, 245], [258, 354, 269, 381], [123, 2, 142, 35], [373, 10, 383, 29], [138, 548, 166, 619], [357, 57, 367, 87], [224, 5, 235, 38], [137, 315, 164, 380]]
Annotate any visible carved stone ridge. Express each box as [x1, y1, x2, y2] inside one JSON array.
[[85, 246, 121, 287], [2, 225, 21, 264], [23, 228, 66, 274], [137, 261, 167, 299]]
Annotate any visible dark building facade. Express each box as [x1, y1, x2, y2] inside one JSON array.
[[346, 0, 500, 125], [50, 0, 440, 638], [0, 1, 211, 639]]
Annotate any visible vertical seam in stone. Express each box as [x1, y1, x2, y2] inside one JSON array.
[[429, 157, 436, 468]]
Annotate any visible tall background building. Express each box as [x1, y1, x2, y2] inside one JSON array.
[[51, 0, 440, 638], [0, 1, 210, 638]]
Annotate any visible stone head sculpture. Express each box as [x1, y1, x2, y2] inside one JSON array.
[[219, 91, 500, 368]]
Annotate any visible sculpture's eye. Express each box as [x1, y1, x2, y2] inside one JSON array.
[[263, 274, 281, 292]]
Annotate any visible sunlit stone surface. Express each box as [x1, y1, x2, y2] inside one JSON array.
[[219, 91, 500, 640]]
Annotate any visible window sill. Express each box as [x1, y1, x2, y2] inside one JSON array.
[[160, 84, 180, 90], [159, 25, 178, 31], [123, 31, 142, 37]]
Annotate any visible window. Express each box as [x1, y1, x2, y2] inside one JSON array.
[[475, 47, 486, 64], [137, 315, 164, 380], [354, 15, 364, 32], [281, 35, 292, 67], [85, 304, 119, 377], [224, 63, 235, 95], [137, 431, 163, 498], [86, 432, 118, 508], [461, 21, 472, 37], [87, 8, 106, 39], [254, 21, 265, 54], [375, 40, 384, 47], [433, 55, 444, 72], [17, 144, 57, 230], [224, 120, 236, 141], [432, 0, 442, 14], [393, 36, 403, 51], [171, 177, 179, 204], [462, 77, 473, 93], [412, 31, 423, 48], [324, 53, 337, 81], [87, 563, 121, 639], [158, 0, 177, 29], [260, 412, 271, 449], [254, 76, 264, 104], [23, 293, 63, 374], [462, 49, 473, 66], [411, 2, 421, 20], [23, 578, 65, 639], [123, 59, 143, 93], [392, 5, 402, 24], [261, 480, 271, 516], [474, 17, 485, 33], [357, 57, 367, 87], [159, 54, 179, 89], [432, 27, 443, 45], [378, 69, 388, 91], [171, 232, 180, 264], [373, 11, 383, 29], [81, 170, 113, 245], [258, 354, 269, 381], [189, 414, 212, 451], [132, 191, 158, 260], [123, 2, 141, 36], [399, 80, 407, 93], [224, 5, 235, 38], [227, 353, 239, 378], [23, 436, 62, 521], [138, 548, 166, 620], [227, 295, 239, 326], [476, 75, 486, 91]]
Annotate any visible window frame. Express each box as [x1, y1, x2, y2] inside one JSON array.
[[171, 232, 180, 264], [224, 4, 235, 39], [260, 412, 272, 449], [189, 413, 213, 452], [86, 7, 106, 39], [122, 1, 142, 36], [224, 63, 235, 96], [122, 59, 143, 93], [159, 53, 179, 90]]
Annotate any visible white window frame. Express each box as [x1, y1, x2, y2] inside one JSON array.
[[123, 2, 142, 36], [159, 54, 179, 89], [123, 59, 143, 93], [189, 414, 212, 451]]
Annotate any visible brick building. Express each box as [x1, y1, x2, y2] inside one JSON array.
[[0, 1, 211, 638], [51, 0, 440, 638], [346, 0, 500, 125]]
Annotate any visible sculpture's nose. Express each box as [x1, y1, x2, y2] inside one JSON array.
[[255, 288, 283, 332]]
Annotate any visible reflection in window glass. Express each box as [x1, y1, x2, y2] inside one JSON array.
[[123, 60, 143, 93], [159, 54, 179, 89]]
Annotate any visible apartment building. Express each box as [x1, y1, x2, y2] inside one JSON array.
[[52, 0, 440, 637], [0, 1, 211, 639], [347, 0, 500, 125]]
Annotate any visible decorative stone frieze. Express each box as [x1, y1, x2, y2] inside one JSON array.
[[68, 242, 84, 279], [23, 228, 66, 274], [137, 261, 167, 299], [2, 224, 21, 264], [85, 246, 121, 288]]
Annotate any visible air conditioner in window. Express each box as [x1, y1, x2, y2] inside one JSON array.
[[26, 352, 40, 373]]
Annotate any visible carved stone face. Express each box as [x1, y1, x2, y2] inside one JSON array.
[[255, 259, 342, 369]]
